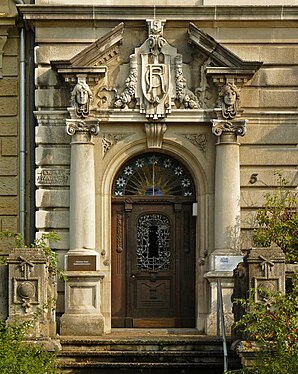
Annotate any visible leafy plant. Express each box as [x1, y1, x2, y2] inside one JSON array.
[[253, 172, 298, 263], [229, 279, 298, 374], [0, 320, 58, 374], [0, 232, 61, 373]]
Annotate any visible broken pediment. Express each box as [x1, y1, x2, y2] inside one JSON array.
[[69, 22, 124, 68], [113, 20, 262, 120], [51, 20, 262, 121]]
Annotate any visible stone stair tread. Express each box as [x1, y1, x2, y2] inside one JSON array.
[[59, 361, 224, 368], [58, 350, 224, 356]]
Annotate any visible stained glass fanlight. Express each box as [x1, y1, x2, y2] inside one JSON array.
[[113, 153, 194, 197]]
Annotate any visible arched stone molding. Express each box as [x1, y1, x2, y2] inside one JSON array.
[[95, 133, 214, 333]]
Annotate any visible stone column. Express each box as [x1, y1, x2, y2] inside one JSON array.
[[205, 119, 246, 335], [66, 119, 99, 253], [212, 120, 246, 256], [60, 119, 105, 336]]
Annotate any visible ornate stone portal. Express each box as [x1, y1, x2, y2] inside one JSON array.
[[50, 19, 261, 336]]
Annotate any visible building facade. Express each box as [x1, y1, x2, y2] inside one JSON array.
[[1, 0, 297, 337]]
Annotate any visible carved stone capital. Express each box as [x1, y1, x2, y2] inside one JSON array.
[[212, 119, 247, 138], [66, 119, 99, 137], [144, 122, 167, 148]]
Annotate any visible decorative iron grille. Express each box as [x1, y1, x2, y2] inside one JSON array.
[[137, 214, 171, 270]]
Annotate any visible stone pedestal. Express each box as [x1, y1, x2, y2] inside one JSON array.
[[205, 261, 242, 336], [7, 248, 60, 350], [60, 272, 105, 336], [60, 117, 105, 336], [246, 247, 286, 299]]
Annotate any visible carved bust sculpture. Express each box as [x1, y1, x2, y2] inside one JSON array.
[[71, 79, 93, 118], [219, 82, 240, 119]]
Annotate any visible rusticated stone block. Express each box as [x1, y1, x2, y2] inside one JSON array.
[[0, 176, 18, 194], [36, 146, 70, 166], [0, 97, 18, 116], [1, 137, 17, 156], [36, 210, 69, 229]]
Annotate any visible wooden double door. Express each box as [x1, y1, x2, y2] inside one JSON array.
[[111, 197, 195, 328]]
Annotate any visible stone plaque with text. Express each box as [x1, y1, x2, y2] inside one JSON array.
[[67, 255, 97, 271]]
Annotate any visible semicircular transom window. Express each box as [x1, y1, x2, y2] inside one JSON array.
[[113, 153, 194, 197]]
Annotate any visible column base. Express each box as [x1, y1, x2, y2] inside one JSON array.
[[60, 313, 105, 336], [60, 269, 105, 336]]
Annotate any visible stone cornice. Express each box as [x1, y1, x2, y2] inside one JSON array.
[[18, 5, 298, 22]]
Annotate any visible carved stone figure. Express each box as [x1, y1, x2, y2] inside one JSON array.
[[218, 82, 240, 119], [71, 78, 93, 118]]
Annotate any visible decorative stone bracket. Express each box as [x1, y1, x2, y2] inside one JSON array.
[[144, 122, 167, 148]]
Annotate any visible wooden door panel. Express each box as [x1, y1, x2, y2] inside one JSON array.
[[128, 204, 175, 323], [111, 199, 195, 328], [135, 279, 171, 310], [111, 203, 127, 327]]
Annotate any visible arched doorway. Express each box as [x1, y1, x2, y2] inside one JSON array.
[[111, 153, 196, 328]]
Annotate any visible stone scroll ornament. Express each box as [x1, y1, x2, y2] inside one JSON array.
[[212, 120, 246, 137], [66, 119, 99, 136], [218, 82, 240, 119], [71, 77, 93, 118]]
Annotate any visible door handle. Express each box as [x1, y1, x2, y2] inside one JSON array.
[[131, 272, 136, 278]]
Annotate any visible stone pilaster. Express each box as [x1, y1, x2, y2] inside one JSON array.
[[60, 118, 105, 336]]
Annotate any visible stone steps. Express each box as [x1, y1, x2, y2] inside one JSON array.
[[58, 331, 241, 373]]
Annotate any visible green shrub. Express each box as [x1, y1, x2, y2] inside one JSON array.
[[229, 279, 298, 374], [0, 321, 58, 374], [253, 173, 298, 263]]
